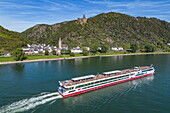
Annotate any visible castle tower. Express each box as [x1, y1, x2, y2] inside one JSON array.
[[83, 14, 86, 18], [77, 15, 87, 24], [59, 38, 62, 49]]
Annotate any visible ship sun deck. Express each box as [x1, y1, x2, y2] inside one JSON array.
[[60, 66, 152, 87]]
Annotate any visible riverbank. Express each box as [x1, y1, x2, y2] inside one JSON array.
[[0, 52, 170, 65]]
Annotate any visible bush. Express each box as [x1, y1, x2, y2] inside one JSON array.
[[145, 45, 156, 52], [52, 50, 56, 55], [90, 46, 98, 54], [83, 51, 89, 56], [45, 50, 49, 55], [100, 46, 108, 53], [82, 47, 89, 56], [70, 52, 75, 57], [130, 44, 138, 53], [61, 49, 71, 54], [0, 48, 5, 56]]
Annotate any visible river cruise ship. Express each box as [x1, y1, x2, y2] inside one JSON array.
[[58, 65, 155, 97]]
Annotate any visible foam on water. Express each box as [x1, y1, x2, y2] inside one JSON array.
[[0, 92, 62, 113]]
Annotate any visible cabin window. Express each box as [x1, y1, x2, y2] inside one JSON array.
[[142, 69, 153, 72], [69, 90, 75, 93]]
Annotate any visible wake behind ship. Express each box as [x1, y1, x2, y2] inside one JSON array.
[[58, 65, 155, 97]]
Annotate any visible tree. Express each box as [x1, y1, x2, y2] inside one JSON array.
[[82, 47, 89, 56], [0, 48, 5, 56], [12, 48, 25, 61], [145, 45, 156, 52], [100, 46, 108, 53], [45, 50, 49, 55], [52, 50, 56, 55], [90, 46, 98, 54], [130, 44, 138, 53]]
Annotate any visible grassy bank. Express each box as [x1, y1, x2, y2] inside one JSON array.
[[0, 54, 83, 62], [0, 52, 170, 62], [0, 57, 14, 62]]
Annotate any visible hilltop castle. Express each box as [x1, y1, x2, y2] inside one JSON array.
[[77, 15, 87, 24]]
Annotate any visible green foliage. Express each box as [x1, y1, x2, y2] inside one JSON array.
[[52, 50, 56, 55], [145, 45, 156, 52], [22, 12, 170, 50], [100, 46, 108, 53], [82, 47, 89, 56], [12, 48, 25, 61], [130, 44, 138, 53], [0, 48, 5, 55], [61, 49, 71, 54], [45, 50, 49, 55], [0, 26, 30, 51], [1, 12, 170, 51], [38, 51, 43, 54], [70, 52, 75, 57], [90, 46, 98, 54]]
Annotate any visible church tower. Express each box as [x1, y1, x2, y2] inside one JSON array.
[[59, 38, 62, 49]]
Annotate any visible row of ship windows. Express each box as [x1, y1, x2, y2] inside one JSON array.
[[142, 69, 153, 72], [75, 74, 129, 89], [136, 73, 145, 76], [66, 75, 130, 90], [68, 77, 129, 93], [76, 75, 128, 88]]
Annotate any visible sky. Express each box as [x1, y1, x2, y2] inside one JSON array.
[[0, 0, 170, 32]]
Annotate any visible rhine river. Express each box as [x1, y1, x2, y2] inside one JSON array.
[[0, 54, 169, 113]]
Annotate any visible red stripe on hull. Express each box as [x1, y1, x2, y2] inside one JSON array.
[[59, 73, 153, 97]]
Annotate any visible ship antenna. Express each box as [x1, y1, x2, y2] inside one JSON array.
[[150, 64, 153, 67]]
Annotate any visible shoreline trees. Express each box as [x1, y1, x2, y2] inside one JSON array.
[[12, 48, 25, 61]]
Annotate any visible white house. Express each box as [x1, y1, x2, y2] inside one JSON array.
[[33, 50, 39, 54], [111, 47, 118, 51], [118, 47, 124, 51], [4, 53, 11, 57], [98, 47, 102, 50], [85, 47, 90, 51], [27, 44, 31, 48], [22, 47, 30, 51], [111, 47, 124, 51], [71, 49, 83, 54]]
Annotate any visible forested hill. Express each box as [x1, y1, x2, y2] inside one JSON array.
[[1, 12, 170, 51], [0, 26, 29, 51], [22, 12, 170, 49]]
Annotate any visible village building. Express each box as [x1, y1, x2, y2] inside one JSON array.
[[22, 44, 58, 55], [118, 47, 124, 51], [85, 47, 90, 51], [98, 47, 102, 50], [111, 47, 124, 51], [71, 46, 83, 54], [167, 43, 170, 46], [111, 47, 119, 51]]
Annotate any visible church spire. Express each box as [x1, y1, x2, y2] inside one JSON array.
[[59, 38, 62, 49]]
